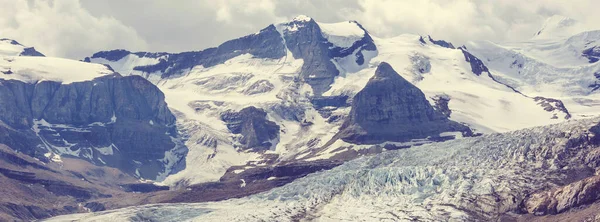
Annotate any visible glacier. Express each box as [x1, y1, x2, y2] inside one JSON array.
[[47, 117, 600, 221]]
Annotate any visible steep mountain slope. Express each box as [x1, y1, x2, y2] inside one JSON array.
[[47, 117, 600, 221], [0, 39, 186, 180]]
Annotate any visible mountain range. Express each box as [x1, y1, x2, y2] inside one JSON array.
[[1, 15, 600, 221]]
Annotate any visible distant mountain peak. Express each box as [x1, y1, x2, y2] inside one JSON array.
[[534, 15, 583, 39], [0, 38, 45, 57]]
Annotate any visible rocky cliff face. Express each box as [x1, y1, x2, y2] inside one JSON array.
[[221, 107, 279, 151], [281, 18, 376, 95], [0, 74, 184, 180], [335, 62, 471, 144]]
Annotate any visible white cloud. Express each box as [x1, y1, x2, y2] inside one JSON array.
[[0, 0, 147, 58], [346, 0, 600, 45], [4, 0, 600, 58]]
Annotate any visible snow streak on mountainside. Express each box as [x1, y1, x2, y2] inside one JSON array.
[[47, 117, 600, 221], [85, 15, 579, 186]]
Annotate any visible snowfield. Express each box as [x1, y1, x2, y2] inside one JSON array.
[[0, 56, 113, 84], [46, 117, 600, 221]]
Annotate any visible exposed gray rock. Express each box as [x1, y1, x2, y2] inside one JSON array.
[[427, 35, 455, 49], [281, 19, 340, 96], [432, 94, 452, 118], [335, 62, 472, 144], [410, 53, 431, 75], [523, 174, 600, 215], [534, 96, 572, 119], [221, 107, 280, 151], [458, 46, 490, 76], [583, 46, 600, 63], [242, 80, 275, 95], [0, 75, 183, 180]]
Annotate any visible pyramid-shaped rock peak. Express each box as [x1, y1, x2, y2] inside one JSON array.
[[335, 62, 471, 144]]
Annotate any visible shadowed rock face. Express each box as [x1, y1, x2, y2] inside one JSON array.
[[221, 107, 280, 151], [336, 62, 471, 144], [427, 36, 455, 49], [459, 46, 490, 76], [281, 19, 340, 96], [282, 19, 376, 96], [583, 46, 600, 63], [0, 75, 183, 179]]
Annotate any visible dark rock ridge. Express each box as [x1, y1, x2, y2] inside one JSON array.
[[458, 46, 490, 76], [279, 18, 338, 95], [221, 107, 280, 151], [309, 96, 349, 109], [335, 62, 472, 144], [583, 46, 600, 63], [427, 35, 455, 49], [589, 72, 600, 92], [282, 18, 376, 95], [328, 21, 377, 65], [534, 96, 572, 119], [87, 24, 287, 78], [0, 74, 183, 179]]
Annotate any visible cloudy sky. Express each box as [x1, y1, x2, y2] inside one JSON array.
[[1, 0, 599, 59]]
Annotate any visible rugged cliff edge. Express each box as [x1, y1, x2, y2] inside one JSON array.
[[0, 74, 185, 180]]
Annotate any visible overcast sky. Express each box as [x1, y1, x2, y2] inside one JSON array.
[[1, 0, 599, 59]]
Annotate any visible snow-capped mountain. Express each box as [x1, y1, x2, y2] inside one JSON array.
[[0, 39, 186, 181], [85, 15, 579, 187], [3, 14, 600, 221], [0, 38, 44, 57]]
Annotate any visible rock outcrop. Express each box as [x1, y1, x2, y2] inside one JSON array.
[[583, 46, 600, 63], [427, 35, 455, 49], [523, 174, 600, 215], [458, 46, 490, 76], [0, 74, 184, 179], [335, 62, 471, 144], [221, 107, 280, 151]]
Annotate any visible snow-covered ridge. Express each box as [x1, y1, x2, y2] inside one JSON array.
[[0, 38, 44, 57], [0, 56, 114, 84]]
